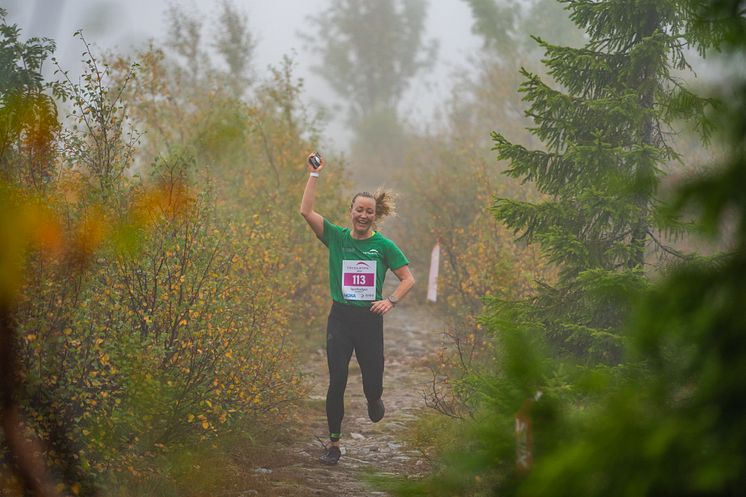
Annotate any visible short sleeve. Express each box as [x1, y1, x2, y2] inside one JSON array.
[[384, 239, 409, 271], [320, 218, 343, 247]]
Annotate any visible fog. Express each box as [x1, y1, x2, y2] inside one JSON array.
[[3, 0, 483, 151], [2, 1, 742, 495]]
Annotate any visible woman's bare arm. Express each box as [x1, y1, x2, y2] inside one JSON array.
[[300, 153, 325, 238]]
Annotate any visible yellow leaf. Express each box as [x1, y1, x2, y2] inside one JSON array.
[[201, 420, 209, 430], [187, 414, 195, 422]]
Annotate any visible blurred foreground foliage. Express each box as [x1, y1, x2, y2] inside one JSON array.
[[1, 5, 346, 495], [388, 1, 746, 496]]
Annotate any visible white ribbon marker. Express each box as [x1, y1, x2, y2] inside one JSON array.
[[427, 239, 440, 303]]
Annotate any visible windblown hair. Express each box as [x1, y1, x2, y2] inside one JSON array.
[[351, 188, 397, 221]]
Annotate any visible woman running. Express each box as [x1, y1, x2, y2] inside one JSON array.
[[300, 153, 415, 465]]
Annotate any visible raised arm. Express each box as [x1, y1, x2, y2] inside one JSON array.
[[300, 153, 325, 238]]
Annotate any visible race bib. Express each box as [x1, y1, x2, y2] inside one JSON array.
[[342, 260, 377, 300]]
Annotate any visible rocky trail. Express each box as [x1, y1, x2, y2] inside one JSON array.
[[248, 301, 447, 497]]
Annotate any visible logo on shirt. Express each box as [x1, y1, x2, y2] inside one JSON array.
[[363, 249, 380, 257]]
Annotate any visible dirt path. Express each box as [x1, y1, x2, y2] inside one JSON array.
[[257, 301, 446, 496]]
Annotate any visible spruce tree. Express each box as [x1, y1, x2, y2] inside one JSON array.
[[490, 0, 712, 364]]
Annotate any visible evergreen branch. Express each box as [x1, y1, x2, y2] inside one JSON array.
[[646, 229, 686, 259]]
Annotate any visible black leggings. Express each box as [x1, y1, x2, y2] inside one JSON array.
[[326, 301, 384, 441]]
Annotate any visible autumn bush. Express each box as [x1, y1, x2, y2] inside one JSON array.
[[18, 155, 299, 467], [2, 13, 347, 494], [110, 44, 345, 337]]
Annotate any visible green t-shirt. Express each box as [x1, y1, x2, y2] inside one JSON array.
[[320, 218, 409, 307]]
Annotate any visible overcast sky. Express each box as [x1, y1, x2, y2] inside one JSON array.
[[3, 0, 483, 150]]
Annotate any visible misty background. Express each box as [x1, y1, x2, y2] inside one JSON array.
[[2, 0, 483, 152], [3, 1, 744, 496]]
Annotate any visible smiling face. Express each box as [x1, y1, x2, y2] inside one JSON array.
[[350, 196, 376, 238]]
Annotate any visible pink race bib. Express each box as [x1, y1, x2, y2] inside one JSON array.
[[341, 260, 377, 300]]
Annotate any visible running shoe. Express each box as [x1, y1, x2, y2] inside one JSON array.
[[319, 446, 341, 465], [367, 398, 385, 422]]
